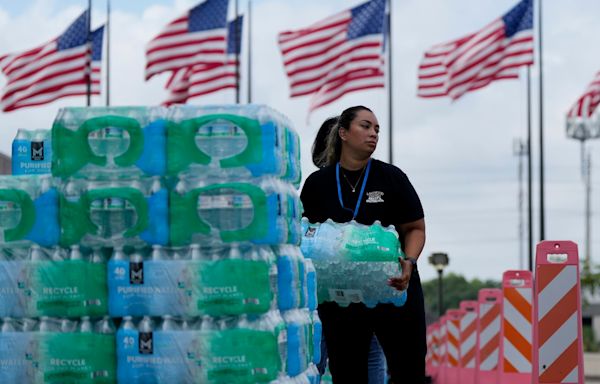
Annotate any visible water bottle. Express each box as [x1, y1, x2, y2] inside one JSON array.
[[309, 311, 322, 366], [283, 309, 308, 377], [305, 364, 321, 384], [60, 318, 77, 333], [276, 245, 301, 311], [1, 317, 16, 332], [0, 317, 28, 383], [305, 259, 317, 311]]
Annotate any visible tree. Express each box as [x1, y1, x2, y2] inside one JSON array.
[[422, 273, 500, 323]]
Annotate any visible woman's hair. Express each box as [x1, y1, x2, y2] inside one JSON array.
[[315, 105, 373, 166], [311, 116, 338, 167]]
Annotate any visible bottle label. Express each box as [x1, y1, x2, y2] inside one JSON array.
[[193, 259, 273, 316], [0, 260, 107, 317], [0, 332, 115, 383], [108, 259, 191, 317], [117, 328, 200, 383], [11, 137, 52, 175], [327, 289, 364, 305], [32, 260, 108, 317], [202, 327, 282, 383]]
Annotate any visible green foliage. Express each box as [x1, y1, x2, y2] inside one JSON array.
[[583, 324, 599, 352], [422, 272, 500, 320], [581, 261, 600, 297]]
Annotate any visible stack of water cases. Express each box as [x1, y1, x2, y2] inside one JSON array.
[[104, 104, 319, 383], [0, 174, 116, 383]]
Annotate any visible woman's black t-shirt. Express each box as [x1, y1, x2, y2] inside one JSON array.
[[300, 159, 424, 246]]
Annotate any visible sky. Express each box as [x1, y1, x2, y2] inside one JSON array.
[[0, 0, 599, 283]]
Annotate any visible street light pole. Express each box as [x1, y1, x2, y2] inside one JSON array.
[[428, 252, 449, 319], [437, 269, 444, 318]]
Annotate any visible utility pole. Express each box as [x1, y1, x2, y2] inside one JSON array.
[[514, 138, 528, 270], [583, 142, 592, 273]]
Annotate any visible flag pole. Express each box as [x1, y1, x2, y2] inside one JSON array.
[[86, 0, 92, 106], [527, 66, 533, 271], [234, 0, 240, 104], [537, 0, 545, 240], [247, 0, 252, 103], [105, 0, 110, 106], [386, 0, 393, 165]]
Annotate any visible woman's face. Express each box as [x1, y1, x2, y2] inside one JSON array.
[[340, 109, 379, 156]]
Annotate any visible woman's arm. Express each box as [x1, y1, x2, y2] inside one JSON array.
[[388, 218, 426, 291]]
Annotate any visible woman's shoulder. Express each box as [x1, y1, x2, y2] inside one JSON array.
[[305, 164, 336, 181], [372, 159, 407, 178]]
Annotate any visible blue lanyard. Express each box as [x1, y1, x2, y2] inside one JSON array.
[[336, 159, 372, 219]]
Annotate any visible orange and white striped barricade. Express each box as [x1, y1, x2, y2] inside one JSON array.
[[476, 288, 502, 384], [430, 322, 442, 381], [533, 240, 585, 383], [444, 309, 464, 384], [459, 300, 479, 384], [438, 314, 448, 384], [425, 323, 437, 377], [500, 270, 533, 384]]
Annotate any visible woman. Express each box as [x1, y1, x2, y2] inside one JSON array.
[[312, 115, 388, 384], [301, 106, 426, 383]]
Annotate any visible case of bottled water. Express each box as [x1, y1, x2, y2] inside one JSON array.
[[167, 104, 300, 182], [300, 218, 407, 308], [116, 312, 287, 384], [0, 316, 116, 383], [200, 311, 287, 383], [170, 176, 298, 246], [116, 316, 201, 384], [108, 244, 278, 317], [12, 129, 52, 175], [59, 177, 168, 248], [189, 243, 278, 317], [0, 175, 59, 247], [52, 106, 168, 179], [0, 246, 108, 318]]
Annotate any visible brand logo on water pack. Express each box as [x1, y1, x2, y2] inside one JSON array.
[[31, 141, 44, 161], [139, 332, 153, 354], [130, 262, 144, 284]]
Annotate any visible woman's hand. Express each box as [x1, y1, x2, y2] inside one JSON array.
[[387, 257, 412, 291]]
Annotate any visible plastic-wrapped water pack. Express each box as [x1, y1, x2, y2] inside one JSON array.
[[0, 316, 116, 384], [167, 104, 300, 183], [0, 175, 59, 247], [116, 312, 287, 384], [108, 244, 279, 317], [300, 218, 407, 307], [0, 246, 108, 318], [170, 176, 299, 246], [59, 177, 168, 248], [52, 106, 167, 178]]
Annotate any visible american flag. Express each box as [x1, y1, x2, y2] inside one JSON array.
[[567, 71, 600, 119], [0, 11, 104, 112], [417, 0, 534, 100], [145, 0, 229, 80], [278, 0, 386, 113], [566, 71, 600, 140], [164, 15, 243, 105]]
